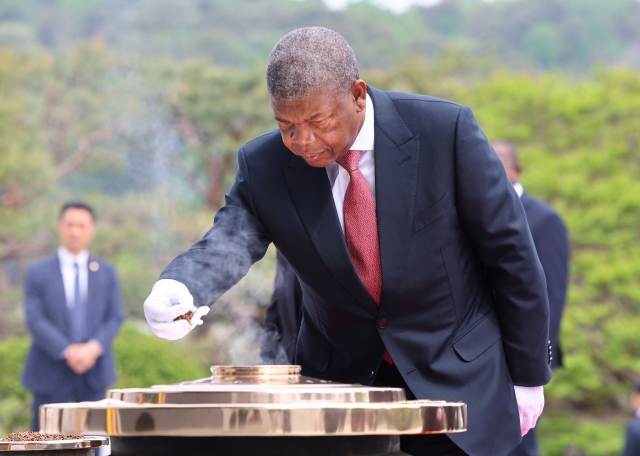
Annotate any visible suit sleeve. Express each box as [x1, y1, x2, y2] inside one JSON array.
[[531, 210, 569, 367], [24, 267, 72, 360], [160, 147, 272, 307], [93, 265, 124, 351], [454, 106, 551, 386]]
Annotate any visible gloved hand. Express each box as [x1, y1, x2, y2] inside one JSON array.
[[144, 279, 210, 340], [514, 385, 544, 436]]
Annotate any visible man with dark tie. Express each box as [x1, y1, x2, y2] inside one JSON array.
[[492, 140, 570, 456], [22, 202, 123, 431], [144, 27, 552, 455]]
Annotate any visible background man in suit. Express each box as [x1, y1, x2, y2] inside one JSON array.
[[622, 383, 640, 456], [492, 140, 570, 456], [22, 202, 123, 431], [144, 27, 552, 455]]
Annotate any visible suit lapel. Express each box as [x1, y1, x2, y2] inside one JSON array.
[[368, 87, 420, 317], [282, 154, 378, 316]]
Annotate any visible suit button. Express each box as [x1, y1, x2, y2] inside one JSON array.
[[370, 370, 375, 379], [378, 318, 387, 329]]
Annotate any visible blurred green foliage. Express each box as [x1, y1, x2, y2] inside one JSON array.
[[113, 323, 208, 388], [0, 0, 639, 72], [0, 337, 31, 436]]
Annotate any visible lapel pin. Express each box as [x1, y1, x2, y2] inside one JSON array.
[[89, 261, 100, 272]]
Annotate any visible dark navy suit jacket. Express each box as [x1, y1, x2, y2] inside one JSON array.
[[21, 255, 123, 395], [160, 87, 552, 456], [521, 194, 569, 369], [265, 251, 303, 363]]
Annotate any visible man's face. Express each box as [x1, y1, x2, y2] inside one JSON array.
[[493, 143, 521, 185], [58, 208, 95, 255], [271, 80, 367, 168]]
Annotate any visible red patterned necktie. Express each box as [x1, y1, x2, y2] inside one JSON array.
[[337, 150, 393, 365]]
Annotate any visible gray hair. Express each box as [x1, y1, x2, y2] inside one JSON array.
[[266, 27, 360, 100]]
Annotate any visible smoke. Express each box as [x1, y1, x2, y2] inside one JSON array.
[[259, 322, 290, 365], [212, 320, 289, 366], [59, 1, 286, 367]]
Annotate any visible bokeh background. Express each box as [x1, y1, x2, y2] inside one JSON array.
[[1, 1, 640, 454]]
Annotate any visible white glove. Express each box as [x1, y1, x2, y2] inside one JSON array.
[[143, 279, 210, 340], [514, 385, 544, 436]]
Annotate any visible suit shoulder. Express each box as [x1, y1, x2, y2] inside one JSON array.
[[383, 91, 465, 129], [238, 129, 292, 174], [523, 195, 564, 223], [241, 130, 286, 156], [26, 256, 58, 275], [385, 91, 462, 108], [90, 257, 116, 274], [385, 91, 463, 115]]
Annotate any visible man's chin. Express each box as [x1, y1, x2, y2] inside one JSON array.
[[300, 153, 335, 168], [305, 159, 332, 168]]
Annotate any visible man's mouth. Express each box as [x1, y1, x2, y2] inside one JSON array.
[[301, 151, 324, 162]]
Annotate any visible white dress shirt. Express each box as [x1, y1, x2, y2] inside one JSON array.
[[325, 94, 376, 232], [513, 182, 524, 198], [57, 246, 89, 310]]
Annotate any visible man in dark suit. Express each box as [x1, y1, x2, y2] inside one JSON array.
[[264, 251, 303, 363], [144, 27, 552, 455], [492, 140, 570, 456], [622, 383, 640, 456], [22, 202, 123, 431]]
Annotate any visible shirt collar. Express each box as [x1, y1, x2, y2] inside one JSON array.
[[349, 93, 375, 151], [57, 246, 89, 267], [513, 182, 524, 198]]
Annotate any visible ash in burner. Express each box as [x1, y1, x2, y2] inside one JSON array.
[[2, 431, 84, 441], [173, 310, 195, 324]]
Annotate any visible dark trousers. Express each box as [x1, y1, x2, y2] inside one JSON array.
[[31, 376, 104, 431], [509, 428, 538, 456], [373, 361, 468, 456]]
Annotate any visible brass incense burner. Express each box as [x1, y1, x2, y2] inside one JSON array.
[[40, 365, 467, 456]]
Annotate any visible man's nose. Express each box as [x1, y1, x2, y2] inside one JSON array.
[[291, 125, 316, 146]]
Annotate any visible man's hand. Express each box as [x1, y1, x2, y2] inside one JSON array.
[[64, 340, 103, 375], [143, 279, 209, 340], [514, 385, 544, 436]]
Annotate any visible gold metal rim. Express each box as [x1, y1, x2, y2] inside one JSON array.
[[108, 385, 406, 405], [210, 365, 302, 379], [40, 401, 467, 437]]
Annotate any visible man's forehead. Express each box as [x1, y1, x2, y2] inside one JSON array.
[[272, 93, 336, 120], [61, 208, 94, 222]]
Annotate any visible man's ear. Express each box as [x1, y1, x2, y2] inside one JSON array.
[[351, 79, 367, 111]]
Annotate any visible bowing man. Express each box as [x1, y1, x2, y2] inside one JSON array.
[[144, 28, 552, 456]]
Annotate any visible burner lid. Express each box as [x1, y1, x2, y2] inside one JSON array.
[[210, 364, 302, 380], [40, 365, 467, 438]]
